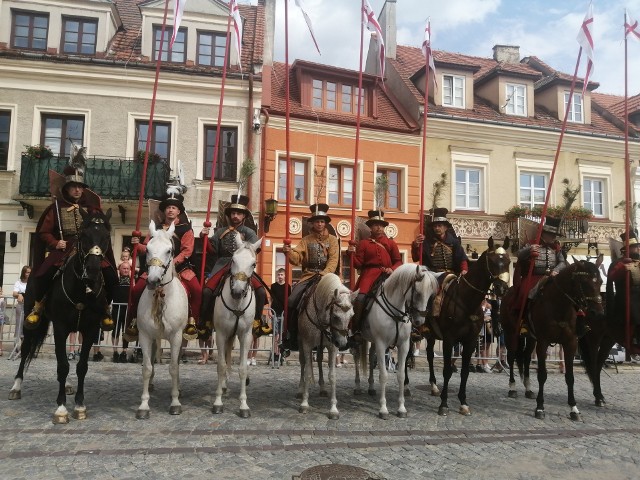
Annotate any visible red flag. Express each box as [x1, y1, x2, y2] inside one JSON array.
[[230, 0, 243, 71], [170, 0, 187, 50], [576, 2, 594, 96], [625, 11, 640, 41], [422, 19, 437, 91], [363, 0, 385, 81], [295, 0, 321, 55]]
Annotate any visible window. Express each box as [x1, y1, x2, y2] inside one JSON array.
[[312, 79, 365, 114], [12, 11, 48, 50], [376, 168, 401, 211], [564, 92, 583, 123], [41, 115, 84, 157], [278, 158, 308, 203], [197, 31, 227, 67], [0, 112, 11, 170], [135, 120, 171, 161], [443, 74, 464, 108], [153, 26, 186, 63], [328, 164, 353, 207], [62, 17, 97, 54], [519, 172, 548, 208], [455, 168, 481, 210], [583, 177, 604, 217], [505, 84, 526, 116], [203, 126, 237, 181]]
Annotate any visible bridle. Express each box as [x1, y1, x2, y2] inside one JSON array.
[[219, 246, 256, 336], [553, 263, 603, 312], [461, 247, 510, 295], [304, 289, 351, 345], [146, 255, 173, 288]]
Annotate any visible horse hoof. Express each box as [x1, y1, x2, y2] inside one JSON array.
[[595, 399, 606, 407], [570, 412, 581, 421], [72, 408, 87, 420], [459, 405, 471, 416], [169, 405, 182, 415], [238, 409, 251, 418], [136, 409, 150, 420], [353, 388, 363, 396], [299, 406, 309, 414], [52, 413, 69, 424], [430, 385, 440, 396], [534, 409, 545, 420], [404, 388, 411, 397], [8, 390, 21, 400], [397, 411, 407, 418], [438, 406, 449, 416], [212, 405, 224, 414], [368, 389, 376, 396], [65, 386, 75, 395], [318, 390, 328, 398], [525, 391, 536, 399], [508, 390, 518, 399], [378, 412, 389, 420], [327, 412, 340, 420]]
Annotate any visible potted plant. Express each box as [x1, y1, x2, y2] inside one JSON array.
[[504, 205, 529, 221], [24, 144, 53, 160], [135, 150, 162, 164]]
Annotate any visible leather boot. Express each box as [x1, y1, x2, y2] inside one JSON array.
[[24, 300, 44, 329], [347, 299, 365, 348], [183, 317, 198, 341], [280, 312, 299, 355]]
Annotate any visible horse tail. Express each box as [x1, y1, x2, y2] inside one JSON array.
[[515, 335, 526, 379], [24, 315, 51, 368], [578, 334, 596, 384], [358, 342, 368, 374]]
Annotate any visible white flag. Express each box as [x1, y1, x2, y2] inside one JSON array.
[[576, 2, 594, 96], [422, 19, 437, 91], [363, 0, 385, 81], [170, 0, 187, 50], [230, 0, 243, 70], [295, 0, 321, 55], [625, 11, 640, 42]]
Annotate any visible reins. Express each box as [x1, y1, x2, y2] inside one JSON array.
[[302, 287, 350, 344]]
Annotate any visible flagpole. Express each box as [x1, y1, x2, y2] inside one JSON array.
[[514, 48, 584, 343], [349, 0, 366, 290], [282, 0, 292, 338], [418, 21, 432, 265], [199, 14, 234, 287], [128, 0, 171, 312], [624, 13, 632, 354]]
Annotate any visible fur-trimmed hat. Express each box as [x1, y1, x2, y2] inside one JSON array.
[[620, 230, 639, 246], [159, 185, 185, 213], [224, 194, 250, 216], [430, 207, 451, 227], [308, 203, 331, 223], [542, 216, 561, 235], [62, 165, 88, 189], [366, 209, 388, 227]]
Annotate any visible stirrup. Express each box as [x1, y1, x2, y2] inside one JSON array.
[[101, 315, 115, 332], [24, 300, 44, 329], [182, 318, 198, 341], [123, 323, 139, 342], [252, 319, 272, 337]]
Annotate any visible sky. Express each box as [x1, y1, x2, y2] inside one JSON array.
[[244, 0, 640, 97]]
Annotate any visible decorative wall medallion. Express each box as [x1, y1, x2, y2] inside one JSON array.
[[336, 220, 352, 237], [289, 217, 302, 235], [385, 223, 398, 238]]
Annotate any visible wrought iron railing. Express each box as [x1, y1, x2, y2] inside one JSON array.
[[18, 154, 170, 200], [507, 215, 589, 253]]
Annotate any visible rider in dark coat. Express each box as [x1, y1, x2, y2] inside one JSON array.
[[607, 231, 640, 345], [24, 165, 117, 331]]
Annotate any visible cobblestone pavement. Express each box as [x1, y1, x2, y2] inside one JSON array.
[[1, 349, 639, 480]]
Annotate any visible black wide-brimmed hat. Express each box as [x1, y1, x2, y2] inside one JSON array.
[[430, 207, 451, 228], [308, 203, 331, 223], [366, 209, 388, 227], [224, 194, 250, 216], [542, 216, 561, 235], [620, 230, 639, 245], [159, 186, 185, 213]]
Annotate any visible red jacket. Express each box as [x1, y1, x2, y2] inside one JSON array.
[[354, 234, 402, 293]]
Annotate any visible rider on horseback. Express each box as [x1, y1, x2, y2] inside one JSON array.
[[347, 210, 402, 346], [24, 162, 117, 332], [199, 194, 270, 338], [125, 187, 202, 341], [280, 204, 340, 352]]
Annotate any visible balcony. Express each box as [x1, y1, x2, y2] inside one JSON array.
[[18, 154, 170, 201], [506, 215, 589, 253]]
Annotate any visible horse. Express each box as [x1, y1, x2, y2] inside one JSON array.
[[8, 209, 113, 424], [353, 264, 440, 419], [134, 221, 189, 419], [501, 259, 604, 420], [296, 273, 353, 419], [211, 233, 262, 418], [426, 237, 511, 416]]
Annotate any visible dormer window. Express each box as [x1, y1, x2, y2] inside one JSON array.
[[197, 31, 227, 67], [443, 74, 464, 108], [11, 11, 49, 50], [312, 79, 365, 114], [564, 91, 583, 123], [505, 83, 526, 116], [62, 17, 98, 55], [153, 26, 186, 63]]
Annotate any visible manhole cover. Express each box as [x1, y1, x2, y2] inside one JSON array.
[[297, 463, 384, 480]]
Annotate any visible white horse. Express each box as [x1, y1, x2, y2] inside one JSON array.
[[296, 273, 353, 419], [212, 233, 262, 418], [354, 264, 440, 419], [135, 221, 188, 419]]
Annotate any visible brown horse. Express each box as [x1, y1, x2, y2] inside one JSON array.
[[425, 237, 511, 416], [501, 259, 604, 420]]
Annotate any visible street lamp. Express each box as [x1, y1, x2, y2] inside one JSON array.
[[264, 197, 278, 233]]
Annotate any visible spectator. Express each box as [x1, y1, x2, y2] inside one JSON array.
[[270, 268, 290, 362], [479, 299, 493, 373], [111, 262, 131, 362], [12, 266, 30, 341]]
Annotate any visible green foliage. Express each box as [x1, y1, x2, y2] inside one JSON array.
[[24, 144, 53, 159], [135, 150, 162, 164]]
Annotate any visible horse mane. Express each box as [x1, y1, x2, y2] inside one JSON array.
[[83, 209, 112, 232], [387, 263, 424, 288], [316, 273, 350, 303]]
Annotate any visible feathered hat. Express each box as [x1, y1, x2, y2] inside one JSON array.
[[308, 203, 331, 223], [159, 184, 186, 213], [225, 194, 251, 215], [63, 145, 88, 188]]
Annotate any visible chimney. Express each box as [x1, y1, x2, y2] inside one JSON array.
[[492, 45, 520, 64], [262, 0, 276, 67], [378, 0, 397, 60]]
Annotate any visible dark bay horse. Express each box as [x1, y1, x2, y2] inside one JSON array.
[[501, 259, 604, 420], [425, 237, 511, 416], [8, 209, 113, 424]]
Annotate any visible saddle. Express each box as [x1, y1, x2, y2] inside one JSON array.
[[431, 273, 457, 318], [296, 275, 322, 317]]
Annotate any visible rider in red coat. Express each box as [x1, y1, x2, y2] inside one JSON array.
[[347, 210, 402, 345]]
